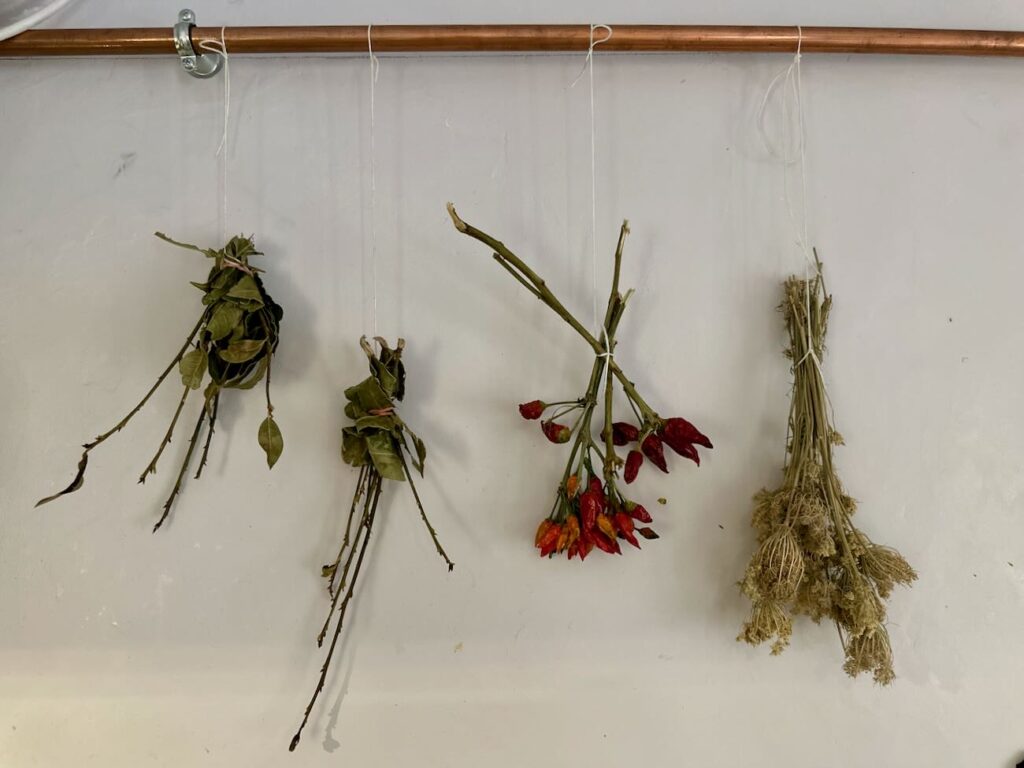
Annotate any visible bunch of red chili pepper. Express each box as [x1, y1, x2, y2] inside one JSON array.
[[449, 204, 711, 560]]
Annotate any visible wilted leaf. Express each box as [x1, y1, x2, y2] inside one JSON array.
[[35, 451, 89, 506], [226, 274, 264, 306], [258, 416, 283, 468], [341, 427, 368, 466], [179, 348, 207, 389], [344, 401, 362, 420], [344, 376, 392, 412], [408, 427, 427, 476], [365, 430, 404, 481], [232, 356, 268, 390], [355, 414, 397, 433], [206, 302, 244, 342], [218, 339, 265, 363]]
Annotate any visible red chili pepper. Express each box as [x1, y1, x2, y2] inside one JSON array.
[[578, 530, 595, 560], [588, 476, 603, 495], [624, 501, 652, 523], [637, 527, 659, 540], [565, 474, 580, 499], [596, 513, 617, 541], [592, 531, 621, 555], [567, 541, 579, 560], [518, 400, 546, 420], [614, 511, 640, 549], [610, 422, 640, 446], [641, 434, 669, 473], [565, 515, 581, 548], [538, 522, 562, 556], [579, 491, 601, 531], [624, 450, 644, 484], [662, 435, 700, 466], [534, 519, 553, 548], [541, 420, 571, 444], [662, 416, 712, 450]]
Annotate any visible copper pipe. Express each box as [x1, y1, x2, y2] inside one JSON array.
[[2, 24, 1024, 58]]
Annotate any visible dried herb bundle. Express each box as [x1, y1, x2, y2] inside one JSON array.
[[448, 204, 710, 560], [37, 233, 284, 531], [289, 337, 452, 751], [737, 259, 916, 683]]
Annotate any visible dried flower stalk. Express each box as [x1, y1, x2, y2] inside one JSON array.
[[738, 258, 916, 684]]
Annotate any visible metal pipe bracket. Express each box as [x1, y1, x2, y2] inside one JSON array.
[[173, 9, 223, 78]]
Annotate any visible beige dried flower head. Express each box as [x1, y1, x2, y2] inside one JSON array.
[[738, 600, 793, 655], [751, 529, 806, 601], [843, 623, 895, 685], [862, 545, 918, 599], [793, 490, 834, 557], [751, 488, 786, 541], [833, 572, 886, 637], [792, 559, 834, 622]]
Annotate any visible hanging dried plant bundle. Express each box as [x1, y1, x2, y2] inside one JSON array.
[[37, 233, 284, 531], [289, 337, 452, 752], [737, 258, 916, 684], [448, 204, 710, 560]]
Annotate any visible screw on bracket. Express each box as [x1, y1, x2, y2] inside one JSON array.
[[173, 8, 223, 79]]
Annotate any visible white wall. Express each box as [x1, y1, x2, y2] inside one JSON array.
[[3, 2, 1024, 766]]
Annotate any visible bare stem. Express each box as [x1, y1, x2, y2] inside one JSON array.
[[152, 396, 208, 533], [448, 204, 658, 421], [398, 450, 454, 572], [290, 476, 382, 752], [36, 313, 209, 508], [138, 384, 192, 484], [194, 390, 220, 480]]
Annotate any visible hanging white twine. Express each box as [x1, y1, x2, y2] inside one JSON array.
[[758, 26, 821, 372], [199, 28, 230, 242], [366, 24, 380, 337], [571, 23, 613, 351]]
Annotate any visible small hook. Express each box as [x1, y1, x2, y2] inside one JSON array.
[[174, 9, 223, 79]]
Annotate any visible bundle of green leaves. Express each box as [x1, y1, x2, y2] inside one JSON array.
[[289, 337, 452, 752], [37, 233, 284, 531]]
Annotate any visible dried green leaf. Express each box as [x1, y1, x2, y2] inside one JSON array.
[[232, 356, 269, 390], [226, 274, 264, 306], [179, 348, 207, 389], [341, 427, 368, 466], [218, 339, 265, 364], [344, 376, 392, 413], [344, 401, 362, 420], [365, 430, 405, 481], [258, 416, 283, 469], [355, 414, 397, 433], [206, 302, 244, 342], [408, 427, 427, 476]]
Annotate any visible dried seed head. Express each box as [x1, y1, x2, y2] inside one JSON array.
[[861, 544, 917, 599], [737, 600, 793, 656], [751, 488, 786, 540], [833, 573, 886, 637], [791, 559, 835, 622], [751, 529, 806, 602], [842, 623, 895, 685]]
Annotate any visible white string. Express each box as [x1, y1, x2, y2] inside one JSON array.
[[199, 28, 229, 242], [759, 27, 821, 371], [571, 23, 612, 339], [367, 25, 380, 336]]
